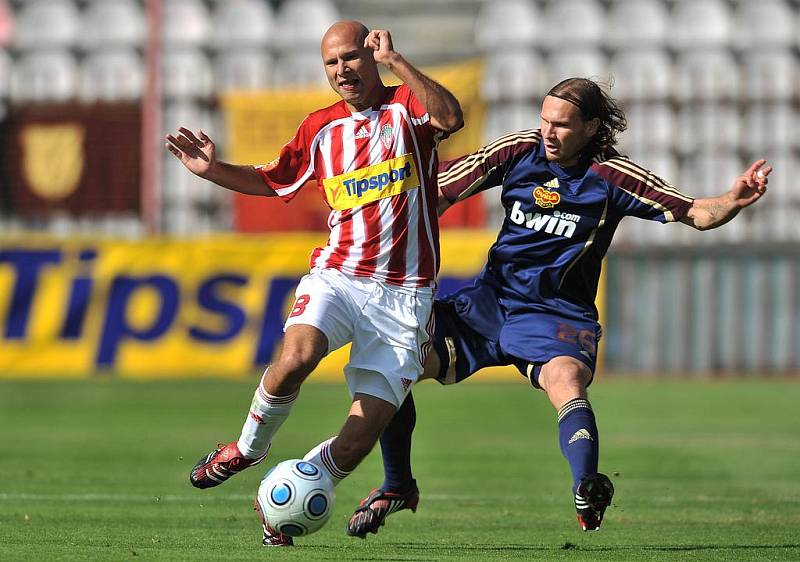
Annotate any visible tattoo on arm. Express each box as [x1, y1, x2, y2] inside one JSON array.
[[704, 201, 725, 222]]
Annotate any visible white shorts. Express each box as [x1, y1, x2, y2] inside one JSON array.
[[283, 268, 434, 408]]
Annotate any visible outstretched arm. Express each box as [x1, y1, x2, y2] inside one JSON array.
[[365, 29, 463, 133], [681, 159, 771, 231], [165, 127, 275, 197]]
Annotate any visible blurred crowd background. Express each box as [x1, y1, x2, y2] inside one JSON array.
[[0, 0, 798, 374]]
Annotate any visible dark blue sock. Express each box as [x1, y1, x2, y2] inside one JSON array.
[[557, 398, 599, 493], [379, 392, 417, 494]]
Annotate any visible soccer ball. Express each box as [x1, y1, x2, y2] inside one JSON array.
[[256, 459, 335, 537]]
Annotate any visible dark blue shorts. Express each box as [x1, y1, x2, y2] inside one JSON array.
[[432, 281, 601, 388]]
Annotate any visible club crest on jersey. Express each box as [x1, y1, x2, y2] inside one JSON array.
[[380, 124, 394, 149], [533, 180, 560, 209], [322, 153, 420, 211]]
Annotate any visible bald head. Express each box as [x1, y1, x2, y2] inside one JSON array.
[[321, 20, 369, 52], [320, 20, 384, 111]]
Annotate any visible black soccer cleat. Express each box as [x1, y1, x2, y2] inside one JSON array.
[[574, 473, 615, 531], [346, 487, 420, 538], [254, 496, 293, 547], [189, 441, 266, 489]]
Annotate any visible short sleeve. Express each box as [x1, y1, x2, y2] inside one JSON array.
[[596, 157, 694, 223], [256, 117, 317, 202]]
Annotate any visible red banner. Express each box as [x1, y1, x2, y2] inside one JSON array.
[[1, 103, 141, 216]]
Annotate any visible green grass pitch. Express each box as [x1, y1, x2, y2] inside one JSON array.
[[1, 377, 798, 561]]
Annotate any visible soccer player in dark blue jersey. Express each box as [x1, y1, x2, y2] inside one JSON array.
[[345, 78, 771, 538]]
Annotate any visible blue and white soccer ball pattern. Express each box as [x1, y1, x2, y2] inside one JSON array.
[[256, 459, 335, 537]]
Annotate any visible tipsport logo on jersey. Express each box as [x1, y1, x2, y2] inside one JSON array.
[[322, 154, 420, 211]]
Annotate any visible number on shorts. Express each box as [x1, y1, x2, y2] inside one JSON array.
[[289, 294, 311, 318]]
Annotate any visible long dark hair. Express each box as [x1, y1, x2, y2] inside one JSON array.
[[546, 78, 627, 158]]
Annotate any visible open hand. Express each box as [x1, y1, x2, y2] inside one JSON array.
[[165, 127, 216, 178]]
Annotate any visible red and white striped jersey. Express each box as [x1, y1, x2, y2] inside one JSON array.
[[256, 84, 448, 288]]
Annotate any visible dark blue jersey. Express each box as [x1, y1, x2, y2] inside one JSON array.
[[438, 129, 694, 320]]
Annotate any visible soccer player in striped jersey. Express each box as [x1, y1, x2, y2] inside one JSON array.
[[166, 21, 463, 546], [347, 77, 771, 537]]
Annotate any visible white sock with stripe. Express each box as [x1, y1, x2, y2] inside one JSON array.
[[236, 370, 298, 459], [302, 436, 351, 486]]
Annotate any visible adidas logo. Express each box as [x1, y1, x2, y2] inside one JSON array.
[[543, 178, 559, 189], [400, 378, 413, 392], [569, 428, 593, 445], [355, 127, 371, 139]]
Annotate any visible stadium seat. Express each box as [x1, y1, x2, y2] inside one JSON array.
[[272, 51, 329, 88], [475, 0, 540, 50], [732, 0, 795, 50], [211, 0, 274, 49], [162, 0, 211, 47], [748, 152, 798, 240], [274, 0, 339, 51], [542, 0, 605, 47], [480, 49, 546, 103], [79, 48, 144, 102], [546, 49, 609, 85], [214, 48, 273, 92], [675, 104, 740, 155], [605, 0, 668, 49], [0, 48, 10, 99], [680, 151, 744, 202], [740, 49, 798, 103], [484, 102, 539, 143], [10, 48, 78, 103], [673, 49, 740, 102], [669, 0, 732, 51], [743, 103, 796, 152], [162, 49, 214, 100], [162, 102, 226, 234], [13, 0, 81, 50], [678, 151, 744, 207], [609, 48, 673, 102], [81, 0, 145, 50], [616, 102, 674, 153], [0, 0, 13, 47]]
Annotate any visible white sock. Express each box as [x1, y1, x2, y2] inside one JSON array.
[[236, 370, 298, 459], [303, 436, 351, 486]]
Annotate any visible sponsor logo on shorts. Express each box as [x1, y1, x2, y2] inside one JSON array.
[[568, 428, 593, 445], [400, 377, 413, 392], [323, 154, 420, 211]]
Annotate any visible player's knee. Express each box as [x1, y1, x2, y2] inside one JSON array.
[[541, 360, 588, 394], [274, 349, 320, 379]]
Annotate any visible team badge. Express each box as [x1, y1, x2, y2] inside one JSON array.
[[533, 186, 560, 208], [380, 124, 394, 150]]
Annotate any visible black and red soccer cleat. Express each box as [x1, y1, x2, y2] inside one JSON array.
[[346, 487, 420, 538], [574, 473, 615, 531], [254, 496, 293, 547], [189, 441, 266, 489]]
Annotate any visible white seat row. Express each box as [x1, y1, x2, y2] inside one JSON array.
[[482, 47, 800, 103], [8, 0, 339, 51], [476, 0, 800, 51], [3, 47, 334, 102]]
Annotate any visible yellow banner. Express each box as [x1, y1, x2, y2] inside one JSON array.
[[222, 59, 485, 167], [0, 232, 530, 381]]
